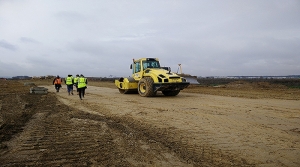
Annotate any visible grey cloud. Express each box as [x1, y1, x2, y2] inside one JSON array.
[[26, 55, 54, 66], [20, 37, 40, 44], [0, 0, 299, 77], [0, 61, 29, 77], [68, 40, 104, 56], [55, 11, 87, 23], [0, 40, 17, 51]]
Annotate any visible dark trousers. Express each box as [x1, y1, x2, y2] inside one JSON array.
[[74, 84, 78, 92], [78, 87, 86, 99], [54, 84, 61, 92], [67, 85, 73, 94]]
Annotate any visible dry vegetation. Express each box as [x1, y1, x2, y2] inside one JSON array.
[[183, 80, 300, 100]]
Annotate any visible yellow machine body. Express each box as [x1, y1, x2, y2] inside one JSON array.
[[115, 58, 190, 97]]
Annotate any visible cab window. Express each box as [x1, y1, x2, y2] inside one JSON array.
[[142, 60, 160, 69], [135, 62, 141, 73]]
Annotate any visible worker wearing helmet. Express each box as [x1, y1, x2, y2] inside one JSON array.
[[53, 75, 62, 92], [74, 74, 80, 94], [65, 74, 74, 95], [77, 74, 88, 100]]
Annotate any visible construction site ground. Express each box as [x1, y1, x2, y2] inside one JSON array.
[[0, 79, 299, 166]]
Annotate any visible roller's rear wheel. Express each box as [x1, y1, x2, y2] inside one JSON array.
[[138, 77, 156, 97]]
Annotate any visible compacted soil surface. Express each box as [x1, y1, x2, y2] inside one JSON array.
[[0, 79, 299, 166]]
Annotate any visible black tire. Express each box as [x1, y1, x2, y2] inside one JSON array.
[[138, 77, 156, 97], [119, 89, 138, 94], [118, 88, 126, 94], [162, 90, 180, 96]]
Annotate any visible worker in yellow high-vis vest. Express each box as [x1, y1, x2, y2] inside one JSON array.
[[65, 74, 74, 95], [73, 74, 80, 94], [77, 74, 88, 100]]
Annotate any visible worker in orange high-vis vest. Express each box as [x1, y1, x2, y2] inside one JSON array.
[[53, 75, 62, 92]]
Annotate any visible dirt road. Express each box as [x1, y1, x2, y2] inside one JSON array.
[[1, 80, 299, 166], [50, 85, 300, 166]]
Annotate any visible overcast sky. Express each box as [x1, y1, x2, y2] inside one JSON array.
[[0, 0, 299, 77]]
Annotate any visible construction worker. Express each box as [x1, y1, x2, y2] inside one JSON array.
[[77, 74, 88, 100], [74, 74, 80, 95], [65, 74, 74, 95], [52, 75, 62, 92]]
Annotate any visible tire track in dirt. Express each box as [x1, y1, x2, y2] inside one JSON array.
[[44, 86, 258, 166], [2, 80, 299, 166], [0, 93, 194, 166], [49, 85, 300, 167]]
